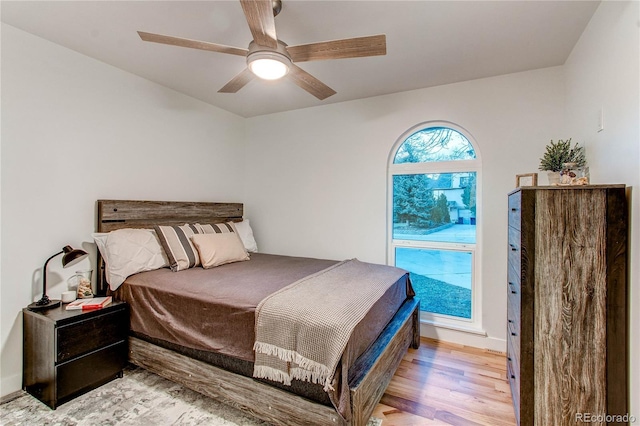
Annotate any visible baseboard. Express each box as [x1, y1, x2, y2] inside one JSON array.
[[0, 389, 25, 405], [0, 373, 23, 402], [420, 323, 506, 353]]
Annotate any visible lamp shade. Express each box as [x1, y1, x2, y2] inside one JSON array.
[[28, 245, 89, 311], [62, 245, 88, 268]]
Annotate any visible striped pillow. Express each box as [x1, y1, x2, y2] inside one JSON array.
[[154, 224, 201, 272], [195, 222, 238, 234]]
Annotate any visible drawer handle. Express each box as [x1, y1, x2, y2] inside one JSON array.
[[511, 289, 517, 294], [507, 356, 512, 362], [511, 374, 516, 379], [511, 208, 517, 212], [511, 332, 517, 336], [508, 319, 513, 323]]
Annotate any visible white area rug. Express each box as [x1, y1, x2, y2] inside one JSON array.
[[0, 366, 383, 425]]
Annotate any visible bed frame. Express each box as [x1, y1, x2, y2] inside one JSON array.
[[96, 199, 420, 426]]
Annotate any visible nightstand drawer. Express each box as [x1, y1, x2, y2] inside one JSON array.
[[57, 341, 127, 404], [57, 308, 128, 363]]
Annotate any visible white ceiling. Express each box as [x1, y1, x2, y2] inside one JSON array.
[[1, 0, 600, 118]]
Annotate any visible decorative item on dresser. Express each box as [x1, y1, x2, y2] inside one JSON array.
[[506, 185, 627, 426], [515, 173, 537, 187], [538, 138, 586, 185], [22, 301, 129, 409]]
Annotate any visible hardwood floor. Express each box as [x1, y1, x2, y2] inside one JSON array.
[[372, 337, 517, 426]]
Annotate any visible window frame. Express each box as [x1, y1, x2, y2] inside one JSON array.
[[387, 121, 485, 334]]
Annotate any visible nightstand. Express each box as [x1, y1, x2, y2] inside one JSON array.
[[22, 301, 129, 409]]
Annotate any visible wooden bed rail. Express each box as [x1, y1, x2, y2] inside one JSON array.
[[128, 298, 420, 426]]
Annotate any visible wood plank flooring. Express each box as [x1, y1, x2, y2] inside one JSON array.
[[372, 337, 517, 425]]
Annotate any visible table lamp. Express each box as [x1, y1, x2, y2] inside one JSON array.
[[28, 245, 89, 311]]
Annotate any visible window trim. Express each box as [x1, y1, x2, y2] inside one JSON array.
[[387, 121, 484, 334]]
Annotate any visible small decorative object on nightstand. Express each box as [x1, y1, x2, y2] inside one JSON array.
[[23, 301, 129, 409], [28, 245, 88, 311]]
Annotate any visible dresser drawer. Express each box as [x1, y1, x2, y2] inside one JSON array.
[[508, 226, 521, 272], [507, 294, 520, 335], [507, 339, 520, 424], [508, 191, 522, 231], [507, 279, 521, 315], [57, 308, 128, 363], [508, 256, 521, 287], [507, 316, 521, 365]]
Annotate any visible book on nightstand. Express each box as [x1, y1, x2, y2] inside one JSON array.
[[65, 296, 112, 310]]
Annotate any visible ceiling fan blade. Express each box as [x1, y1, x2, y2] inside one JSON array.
[[287, 34, 386, 62], [218, 68, 255, 93], [240, 0, 278, 49], [138, 31, 248, 56], [288, 64, 336, 100]]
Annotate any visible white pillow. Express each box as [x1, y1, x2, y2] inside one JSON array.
[[92, 228, 169, 291], [191, 233, 250, 269], [234, 219, 258, 253]]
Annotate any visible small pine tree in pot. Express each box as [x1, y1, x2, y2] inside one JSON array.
[[539, 138, 586, 172], [539, 139, 586, 184]]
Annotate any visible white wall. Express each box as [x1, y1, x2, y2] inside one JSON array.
[[564, 0, 640, 416], [0, 24, 245, 397], [244, 66, 567, 350]]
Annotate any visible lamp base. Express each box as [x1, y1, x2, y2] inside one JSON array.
[[28, 299, 61, 311]]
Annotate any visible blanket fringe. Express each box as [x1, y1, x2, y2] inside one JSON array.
[[291, 367, 336, 392], [254, 341, 335, 391], [254, 341, 297, 363], [253, 365, 292, 386]]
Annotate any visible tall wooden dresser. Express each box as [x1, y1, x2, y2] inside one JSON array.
[[506, 185, 627, 425]]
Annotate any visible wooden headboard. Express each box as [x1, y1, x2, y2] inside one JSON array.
[[95, 199, 243, 293]]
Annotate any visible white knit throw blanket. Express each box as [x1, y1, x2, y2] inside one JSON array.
[[253, 259, 406, 392]]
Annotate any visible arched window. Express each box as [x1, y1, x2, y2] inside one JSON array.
[[388, 122, 482, 332]]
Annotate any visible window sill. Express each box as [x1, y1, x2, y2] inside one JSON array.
[[420, 318, 487, 336]]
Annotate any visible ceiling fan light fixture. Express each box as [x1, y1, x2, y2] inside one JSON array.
[[248, 55, 289, 80], [246, 41, 292, 80]]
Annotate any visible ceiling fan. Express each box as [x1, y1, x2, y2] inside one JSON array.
[[137, 0, 386, 100]]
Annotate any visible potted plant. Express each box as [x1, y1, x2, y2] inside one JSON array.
[[539, 138, 586, 184]]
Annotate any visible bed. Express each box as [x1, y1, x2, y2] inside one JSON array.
[[95, 199, 420, 426]]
